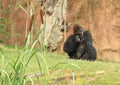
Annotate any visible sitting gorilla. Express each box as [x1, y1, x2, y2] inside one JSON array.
[[63, 24, 97, 61]]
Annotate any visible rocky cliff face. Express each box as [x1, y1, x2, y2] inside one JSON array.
[[0, 0, 42, 46], [67, 0, 120, 62]]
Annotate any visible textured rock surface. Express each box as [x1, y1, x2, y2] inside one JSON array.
[[40, 0, 67, 51], [67, 0, 120, 62], [0, 0, 42, 46]]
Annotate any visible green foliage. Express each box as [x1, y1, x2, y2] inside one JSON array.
[[0, 17, 7, 33], [0, 4, 3, 9], [0, 17, 9, 43]]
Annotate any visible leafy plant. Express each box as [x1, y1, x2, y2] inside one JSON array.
[[0, 17, 7, 33]]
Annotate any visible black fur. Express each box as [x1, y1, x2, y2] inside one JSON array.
[[63, 34, 77, 53], [79, 31, 97, 60], [63, 30, 97, 61]]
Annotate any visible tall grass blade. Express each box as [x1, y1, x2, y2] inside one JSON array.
[[47, 18, 58, 42], [0, 69, 11, 85], [19, 5, 28, 15], [35, 55, 42, 74], [50, 62, 81, 74]]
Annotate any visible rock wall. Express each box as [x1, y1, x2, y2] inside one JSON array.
[[0, 0, 42, 46], [67, 0, 120, 62]]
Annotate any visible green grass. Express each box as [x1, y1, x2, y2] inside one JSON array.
[[0, 45, 120, 85]]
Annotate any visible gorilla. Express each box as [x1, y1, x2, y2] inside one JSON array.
[[63, 24, 97, 61]]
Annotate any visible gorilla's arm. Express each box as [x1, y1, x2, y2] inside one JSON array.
[[83, 31, 97, 60], [63, 34, 78, 53]]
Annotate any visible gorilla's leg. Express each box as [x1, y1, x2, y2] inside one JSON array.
[[81, 52, 89, 60], [68, 52, 74, 58], [86, 42, 97, 61]]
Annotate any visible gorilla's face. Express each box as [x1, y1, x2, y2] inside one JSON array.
[[75, 32, 83, 42], [73, 24, 84, 42]]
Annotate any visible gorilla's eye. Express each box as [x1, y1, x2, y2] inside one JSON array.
[[75, 32, 83, 38]]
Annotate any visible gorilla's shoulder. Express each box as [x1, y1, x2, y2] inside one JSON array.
[[84, 31, 92, 37], [84, 31, 93, 44]]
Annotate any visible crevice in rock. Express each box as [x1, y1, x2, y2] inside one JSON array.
[[98, 49, 120, 53]]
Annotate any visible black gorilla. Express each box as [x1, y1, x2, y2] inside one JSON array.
[[63, 24, 97, 61]]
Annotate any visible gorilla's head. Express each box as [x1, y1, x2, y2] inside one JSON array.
[[73, 24, 84, 42]]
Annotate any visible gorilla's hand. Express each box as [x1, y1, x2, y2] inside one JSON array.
[[75, 35, 81, 42]]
